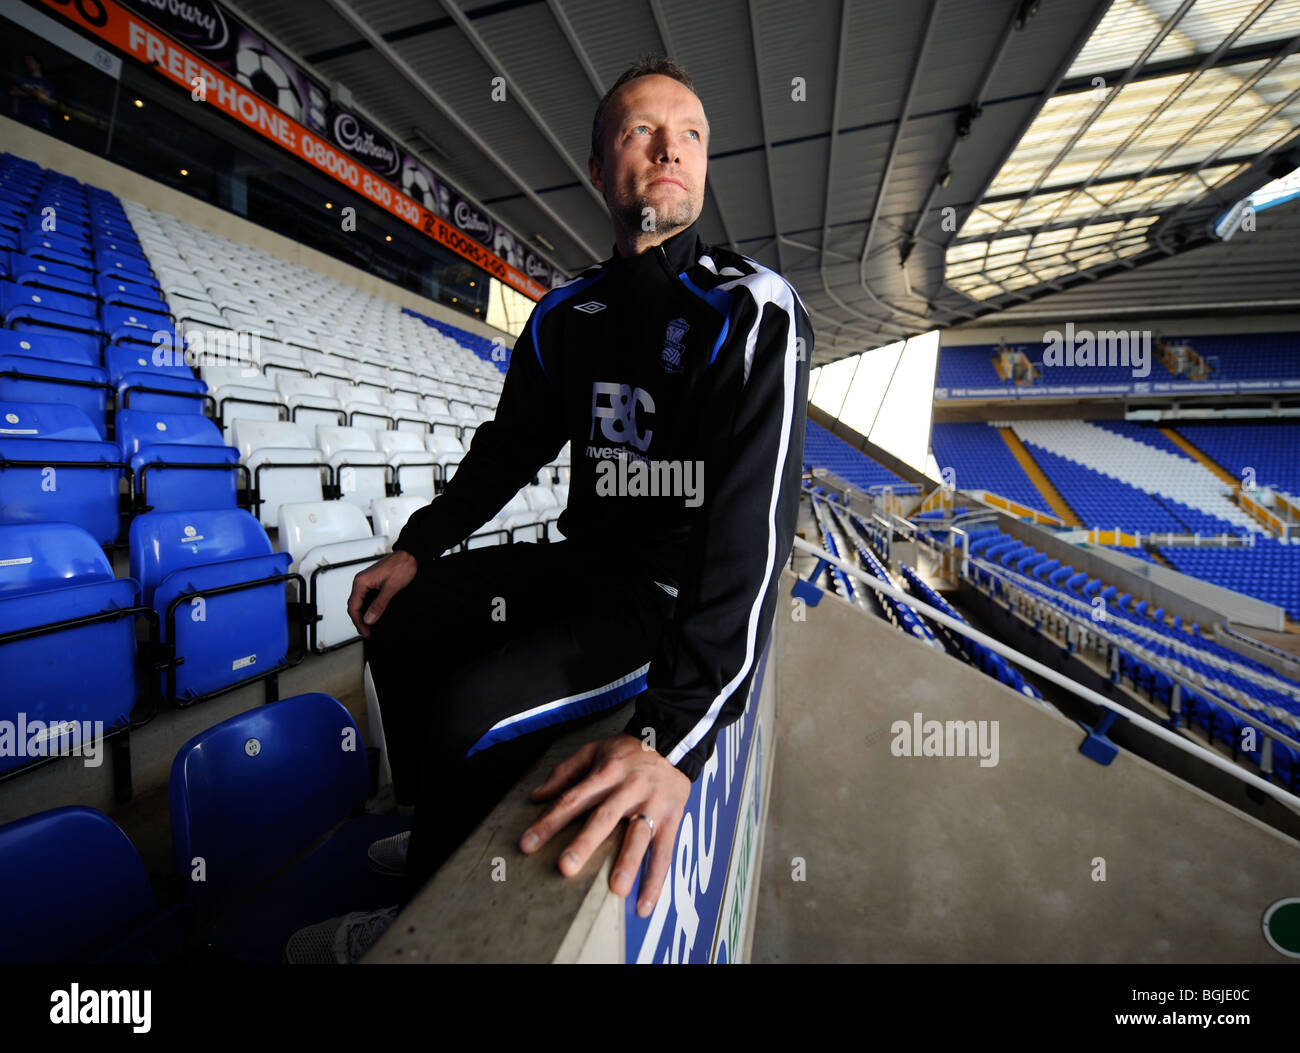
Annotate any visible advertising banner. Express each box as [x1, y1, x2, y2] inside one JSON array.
[[624, 634, 772, 963], [36, 0, 566, 298]]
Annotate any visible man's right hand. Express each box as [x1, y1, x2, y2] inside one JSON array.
[[347, 549, 419, 639]]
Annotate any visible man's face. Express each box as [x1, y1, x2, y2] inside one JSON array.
[[590, 74, 708, 245], [24, 55, 40, 75]]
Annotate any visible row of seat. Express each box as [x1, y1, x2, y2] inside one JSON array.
[[804, 420, 911, 493], [896, 560, 1042, 699], [1011, 420, 1256, 533], [820, 499, 943, 651], [959, 527, 1300, 784], [0, 692, 406, 963], [121, 195, 505, 393]]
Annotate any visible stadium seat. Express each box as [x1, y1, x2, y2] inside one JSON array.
[[371, 496, 427, 544], [275, 374, 345, 430], [376, 430, 439, 499], [316, 425, 391, 515], [116, 409, 241, 513], [0, 806, 186, 963], [0, 400, 123, 543], [0, 523, 140, 776], [0, 344, 108, 434], [168, 692, 407, 961], [129, 509, 295, 703], [232, 419, 327, 526], [277, 500, 385, 651]]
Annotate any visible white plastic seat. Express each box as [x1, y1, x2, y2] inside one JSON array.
[[345, 400, 393, 432], [277, 500, 385, 651], [276, 374, 345, 430], [384, 391, 427, 434], [376, 431, 439, 499], [202, 365, 285, 442], [425, 433, 465, 470], [232, 419, 326, 526], [371, 496, 428, 545], [421, 395, 450, 417], [316, 425, 388, 515]]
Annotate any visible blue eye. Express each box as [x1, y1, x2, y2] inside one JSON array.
[[687, 130, 700, 139], [634, 125, 650, 134]]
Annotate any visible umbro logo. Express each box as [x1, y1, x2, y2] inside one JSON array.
[[574, 301, 606, 314]]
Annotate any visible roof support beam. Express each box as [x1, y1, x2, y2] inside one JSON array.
[[321, 0, 603, 264]]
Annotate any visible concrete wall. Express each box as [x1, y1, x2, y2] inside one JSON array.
[[366, 617, 779, 964], [756, 568, 1300, 962], [981, 513, 1285, 631], [0, 116, 512, 344]]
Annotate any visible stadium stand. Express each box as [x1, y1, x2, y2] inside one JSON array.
[[1174, 421, 1300, 496], [929, 421, 1053, 514], [803, 419, 910, 492], [1161, 541, 1300, 621], [953, 526, 1300, 785], [936, 333, 1300, 394], [0, 150, 573, 718], [1011, 420, 1257, 534]]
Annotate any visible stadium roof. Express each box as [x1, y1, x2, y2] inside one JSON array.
[[229, 0, 1300, 365]]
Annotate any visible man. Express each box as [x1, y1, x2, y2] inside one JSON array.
[[285, 56, 811, 963]]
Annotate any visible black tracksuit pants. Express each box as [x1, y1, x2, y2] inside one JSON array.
[[363, 539, 676, 903]]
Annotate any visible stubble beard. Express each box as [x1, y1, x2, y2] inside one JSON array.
[[613, 182, 695, 243]]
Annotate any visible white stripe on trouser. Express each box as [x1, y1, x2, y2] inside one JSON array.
[[476, 661, 651, 739]]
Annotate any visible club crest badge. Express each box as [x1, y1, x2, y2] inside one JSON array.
[[661, 317, 689, 374]]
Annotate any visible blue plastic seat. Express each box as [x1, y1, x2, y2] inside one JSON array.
[[0, 401, 123, 544], [1033, 558, 1060, 579], [0, 806, 186, 963], [104, 302, 172, 346], [8, 254, 87, 286], [10, 266, 99, 308], [98, 252, 153, 282], [0, 524, 139, 772], [106, 344, 207, 414], [96, 273, 164, 309], [0, 353, 108, 434], [0, 278, 97, 319], [21, 230, 91, 261], [169, 692, 407, 960], [117, 409, 238, 512], [5, 302, 104, 357], [0, 328, 91, 364], [129, 509, 292, 702]]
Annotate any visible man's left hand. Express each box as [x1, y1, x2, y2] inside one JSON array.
[[519, 733, 690, 918]]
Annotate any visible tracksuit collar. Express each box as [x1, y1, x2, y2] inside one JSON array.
[[605, 220, 703, 282]]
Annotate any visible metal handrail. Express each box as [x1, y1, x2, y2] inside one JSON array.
[[790, 536, 1299, 806]]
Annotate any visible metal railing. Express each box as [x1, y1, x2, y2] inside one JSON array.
[[790, 535, 1299, 808]]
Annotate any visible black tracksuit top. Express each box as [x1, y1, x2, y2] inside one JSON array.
[[394, 219, 812, 780]]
